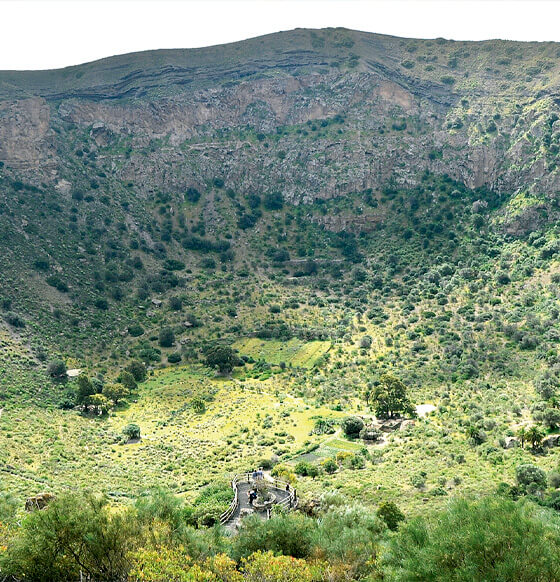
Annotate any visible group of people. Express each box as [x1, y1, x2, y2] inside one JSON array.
[[247, 467, 264, 506], [251, 467, 265, 480]]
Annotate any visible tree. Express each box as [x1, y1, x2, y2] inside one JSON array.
[[342, 416, 365, 438], [158, 327, 175, 348], [543, 408, 560, 430], [377, 501, 405, 531], [123, 424, 141, 440], [203, 344, 237, 374], [103, 383, 129, 405], [526, 425, 545, 450], [76, 374, 95, 405], [516, 463, 547, 491], [119, 370, 137, 392], [126, 360, 147, 382], [0, 493, 138, 582], [47, 359, 66, 378], [89, 394, 111, 415], [372, 374, 414, 419], [517, 426, 527, 448]]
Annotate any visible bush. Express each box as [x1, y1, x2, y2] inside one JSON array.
[[232, 513, 314, 560], [263, 192, 284, 211], [384, 497, 560, 581], [342, 416, 365, 438], [119, 371, 137, 391], [123, 424, 141, 440], [377, 501, 405, 531], [47, 359, 67, 378], [516, 464, 547, 491], [128, 324, 144, 337], [359, 426, 382, 441], [185, 187, 201, 203], [0, 493, 138, 582], [167, 352, 182, 364], [169, 296, 183, 311], [46, 275, 69, 292], [159, 327, 175, 348], [4, 312, 25, 328], [126, 360, 147, 382], [359, 335, 372, 349]]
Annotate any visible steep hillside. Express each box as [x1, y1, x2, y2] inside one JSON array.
[[2, 28, 560, 514]]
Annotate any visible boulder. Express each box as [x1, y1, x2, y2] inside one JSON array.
[[400, 420, 416, 431], [25, 492, 56, 512], [379, 419, 402, 432], [543, 434, 560, 448], [504, 436, 519, 449]]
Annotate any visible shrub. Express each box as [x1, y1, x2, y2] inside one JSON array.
[[4, 312, 25, 328], [169, 296, 182, 311], [167, 352, 182, 364], [263, 192, 284, 210], [359, 335, 372, 349], [123, 424, 141, 440], [159, 327, 175, 348], [0, 493, 138, 582], [47, 359, 67, 378], [126, 360, 147, 382], [128, 324, 144, 337], [103, 383, 129, 405], [191, 397, 206, 414], [185, 187, 201, 203], [232, 513, 314, 560], [119, 371, 137, 391], [377, 501, 405, 531], [384, 497, 560, 581], [360, 426, 382, 441], [516, 464, 547, 491], [342, 416, 365, 438]]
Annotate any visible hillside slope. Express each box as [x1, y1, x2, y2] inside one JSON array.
[[0, 27, 560, 405]]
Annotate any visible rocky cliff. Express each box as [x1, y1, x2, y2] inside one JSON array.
[[1, 27, 560, 212]]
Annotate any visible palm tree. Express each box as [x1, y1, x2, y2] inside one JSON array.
[[526, 425, 544, 450], [517, 426, 527, 449]]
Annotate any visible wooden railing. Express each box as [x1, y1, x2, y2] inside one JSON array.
[[219, 473, 247, 525]]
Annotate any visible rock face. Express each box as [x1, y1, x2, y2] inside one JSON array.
[[1, 28, 560, 227], [0, 98, 53, 168]]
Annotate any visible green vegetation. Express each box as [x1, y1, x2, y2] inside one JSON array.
[[4, 26, 560, 579], [3, 491, 560, 581]]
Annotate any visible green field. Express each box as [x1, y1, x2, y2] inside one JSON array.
[[233, 338, 332, 368]]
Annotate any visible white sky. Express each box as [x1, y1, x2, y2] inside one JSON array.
[[3, 0, 560, 70]]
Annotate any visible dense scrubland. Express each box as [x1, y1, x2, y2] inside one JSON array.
[[4, 27, 560, 579]]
